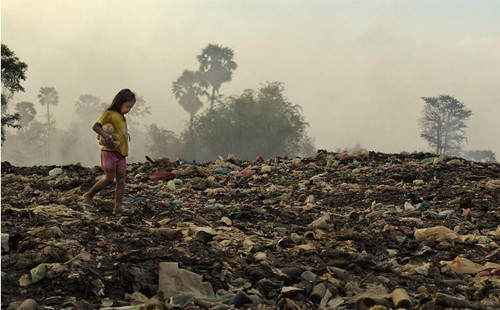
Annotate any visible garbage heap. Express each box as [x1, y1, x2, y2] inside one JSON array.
[[1, 150, 499, 310]]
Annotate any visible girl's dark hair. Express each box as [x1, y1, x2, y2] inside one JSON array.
[[107, 89, 136, 112]]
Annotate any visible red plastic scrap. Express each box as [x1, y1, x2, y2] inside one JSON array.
[[149, 172, 176, 181], [240, 168, 255, 177], [335, 151, 349, 161]]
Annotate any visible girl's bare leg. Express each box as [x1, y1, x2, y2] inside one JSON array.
[[113, 165, 126, 213], [83, 169, 116, 206]]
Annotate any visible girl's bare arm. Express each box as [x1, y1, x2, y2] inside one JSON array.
[[93, 123, 115, 148]]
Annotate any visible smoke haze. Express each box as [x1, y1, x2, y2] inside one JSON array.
[[2, 0, 499, 166]]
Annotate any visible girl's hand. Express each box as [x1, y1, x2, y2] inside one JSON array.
[[104, 136, 116, 148]]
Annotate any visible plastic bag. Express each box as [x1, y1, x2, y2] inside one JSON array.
[[414, 226, 461, 244]]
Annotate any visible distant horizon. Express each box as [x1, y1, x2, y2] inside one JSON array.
[[1, 146, 496, 169], [2, 0, 499, 165]]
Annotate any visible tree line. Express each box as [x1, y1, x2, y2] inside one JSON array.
[[1, 43, 314, 165], [1, 42, 496, 165]]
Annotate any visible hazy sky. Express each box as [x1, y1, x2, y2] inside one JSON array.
[[2, 0, 500, 157]]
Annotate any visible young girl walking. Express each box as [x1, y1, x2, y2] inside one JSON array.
[[82, 89, 136, 214]]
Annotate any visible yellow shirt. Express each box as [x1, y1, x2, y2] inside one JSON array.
[[96, 110, 130, 157]]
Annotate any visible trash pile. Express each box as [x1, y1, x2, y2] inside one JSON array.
[[1, 150, 499, 310]]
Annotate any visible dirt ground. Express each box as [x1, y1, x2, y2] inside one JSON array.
[[1, 151, 499, 309]]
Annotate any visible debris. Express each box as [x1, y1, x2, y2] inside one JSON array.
[[30, 263, 53, 284], [486, 179, 500, 189], [15, 299, 39, 310], [434, 292, 473, 309], [149, 172, 175, 181], [158, 262, 208, 298], [48, 167, 63, 177], [1, 151, 499, 309], [1, 233, 9, 252], [414, 225, 461, 244], [141, 292, 164, 310], [440, 256, 489, 274], [391, 288, 412, 308], [148, 228, 183, 241]]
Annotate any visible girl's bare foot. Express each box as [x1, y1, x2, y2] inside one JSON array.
[[82, 194, 96, 208], [113, 204, 126, 214]]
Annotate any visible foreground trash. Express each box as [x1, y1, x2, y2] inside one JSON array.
[[1, 151, 499, 309]]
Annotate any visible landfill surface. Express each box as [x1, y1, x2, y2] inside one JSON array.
[[1, 150, 499, 310]]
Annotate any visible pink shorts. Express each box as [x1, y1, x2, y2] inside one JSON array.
[[101, 151, 126, 171]]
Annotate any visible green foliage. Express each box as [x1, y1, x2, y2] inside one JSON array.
[[75, 94, 103, 125], [1, 43, 27, 94], [197, 44, 238, 110], [145, 123, 180, 159], [8, 120, 49, 164], [72, 94, 105, 161], [419, 95, 472, 155], [37, 87, 59, 127], [37, 87, 59, 107], [462, 150, 496, 162], [1, 43, 27, 144], [1, 98, 21, 144], [173, 44, 237, 129], [20, 120, 48, 148], [182, 82, 314, 161], [15, 102, 36, 128], [172, 70, 207, 129]]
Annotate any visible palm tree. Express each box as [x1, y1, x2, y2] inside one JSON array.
[[37, 87, 58, 162], [172, 70, 206, 130], [197, 44, 237, 111]]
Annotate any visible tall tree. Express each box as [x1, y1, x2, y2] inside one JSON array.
[[1, 43, 27, 144], [37, 87, 59, 161], [73, 94, 105, 156], [145, 123, 180, 159], [15, 101, 36, 128], [197, 44, 237, 111], [184, 82, 313, 161], [419, 95, 472, 155], [75, 94, 103, 126], [172, 70, 206, 130], [18, 120, 48, 155]]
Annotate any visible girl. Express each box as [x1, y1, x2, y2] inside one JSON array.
[[82, 89, 135, 214]]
